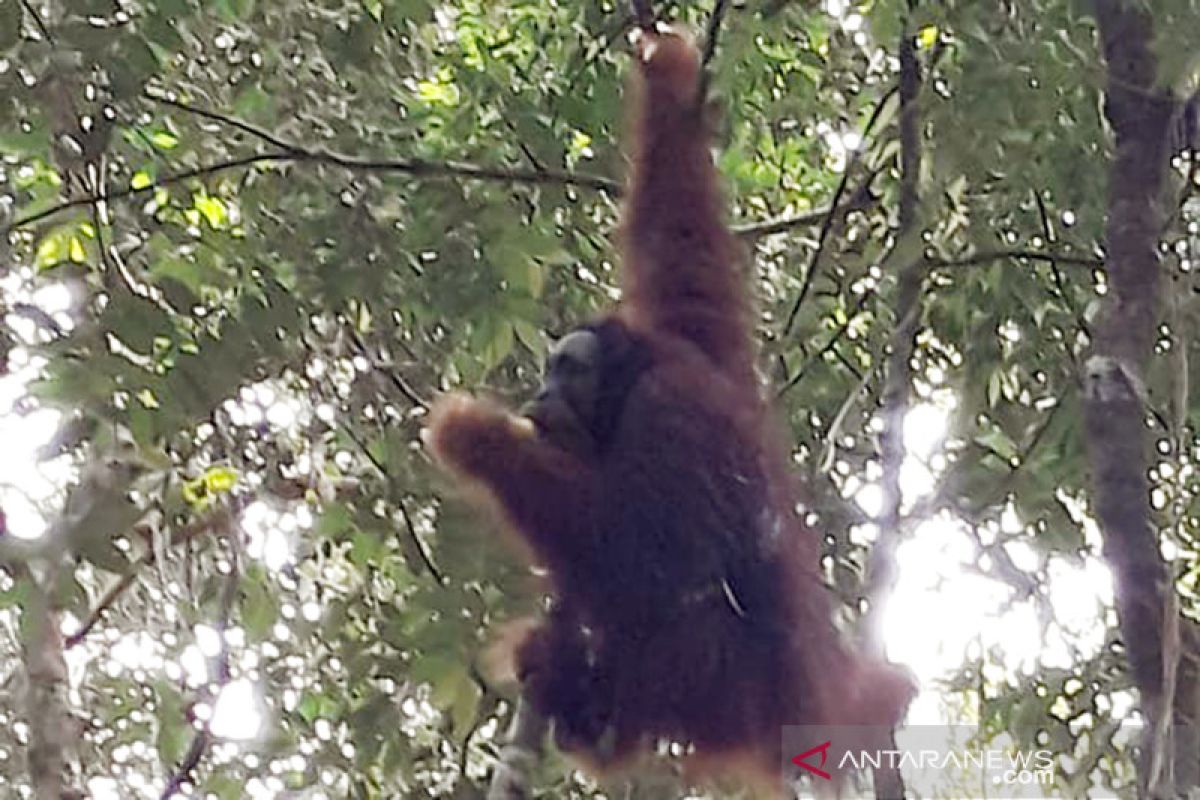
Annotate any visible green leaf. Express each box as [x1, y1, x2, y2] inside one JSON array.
[[233, 84, 272, 118], [316, 503, 354, 540], [150, 131, 179, 150], [296, 691, 339, 724], [349, 530, 384, 566], [194, 194, 227, 228], [241, 578, 279, 640], [35, 225, 90, 270], [154, 681, 189, 765], [975, 427, 1020, 462], [202, 465, 239, 494], [0, 574, 31, 609]]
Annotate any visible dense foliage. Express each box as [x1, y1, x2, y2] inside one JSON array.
[[0, 0, 1197, 798]]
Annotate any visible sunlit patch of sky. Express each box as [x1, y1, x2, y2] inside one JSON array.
[[207, 679, 267, 740], [242, 499, 306, 572], [0, 274, 74, 541], [823, 0, 868, 43], [223, 381, 308, 434], [817, 120, 863, 174], [0, 274, 321, 791], [874, 397, 1116, 727]]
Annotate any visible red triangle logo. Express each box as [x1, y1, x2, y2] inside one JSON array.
[[791, 740, 833, 781]]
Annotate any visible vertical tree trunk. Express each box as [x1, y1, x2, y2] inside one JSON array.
[[24, 566, 73, 800], [866, 20, 925, 800], [486, 700, 546, 800], [1083, 2, 1198, 795]]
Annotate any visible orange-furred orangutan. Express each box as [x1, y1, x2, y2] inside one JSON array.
[[426, 25, 913, 789]]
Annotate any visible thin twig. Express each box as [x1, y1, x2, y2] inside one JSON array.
[[65, 571, 138, 650], [65, 508, 234, 649], [10, 92, 875, 241], [695, 0, 733, 109], [928, 249, 1102, 269], [699, 0, 731, 70], [8, 302, 65, 338], [967, 403, 1061, 519], [345, 327, 429, 410], [782, 86, 899, 337], [19, 0, 53, 44], [776, 287, 875, 397], [144, 93, 621, 199], [9, 152, 290, 231], [158, 536, 240, 800], [700, 0, 731, 67], [160, 731, 210, 800], [733, 208, 829, 238], [1034, 191, 1094, 343], [144, 91, 301, 153], [398, 495, 445, 585], [817, 360, 880, 473], [342, 425, 445, 584], [458, 670, 496, 781], [733, 188, 878, 238]]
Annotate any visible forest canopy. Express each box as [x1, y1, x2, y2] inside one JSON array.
[[0, 0, 1198, 798]]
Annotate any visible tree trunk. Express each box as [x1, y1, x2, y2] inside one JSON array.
[[1084, 2, 1198, 795]]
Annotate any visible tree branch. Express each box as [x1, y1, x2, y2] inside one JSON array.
[[64, 508, 234, 650], [159, 533, 240, 800], [863, 24, 924, 800], [9, 92, 874, 246], [776, 287, 874, 397], [342, 425, 445, 584], [782, 86, 898, 337], [6, 147, 621, 234], [19, 0, 53, 44], [145, 90, 301, 153], [8, 152, 290, 232], [700, 0, 731, 69], [927, 249, 1102, 269], [1033, 191, 1095, 343], [1085, 1, 1194, 793], [345, 326, 430, 411], [695, 0, 733, 107], [65, 570, 137, 651], [733, 207, 836, 239], [733, 189, 877, 239], [486, 699, 548, 800], [141, 93, 620, 195], [24, 562, 75, 800]]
